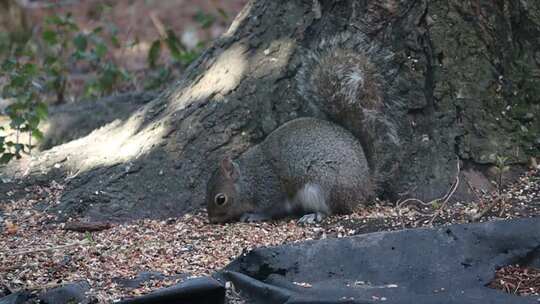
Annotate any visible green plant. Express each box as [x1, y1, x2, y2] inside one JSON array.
[[194, 10, 216, 29], [144, 7, 231, 90], [41, 13, 79, 104], [145, 28, 200, 90], [148, 29, 200, 69], [41, 13, 129, 101], [0, 59, 47, 164], [0, 12, 130, 164], [494, 155, 510, 194], [80, 26, 130, 97], [84, 231, 95, 245]]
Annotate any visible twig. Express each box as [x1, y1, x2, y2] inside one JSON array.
[[470, 195, 504, 222], [15, 0, 80, 9], [498, 199, 507, 217], [21, 281, 66, 291], [514, 280, 522, 294], [396, 158, 461, 226], [396, 197, 438, 209], [9, 239, 89, 256], [63, 221, 113, 232], [429, 160, 461, 225], [466, 180, 483, 202], [150, 12, 167, 39]]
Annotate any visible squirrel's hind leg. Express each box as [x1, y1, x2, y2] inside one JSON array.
[[294, 183, 330, 224]]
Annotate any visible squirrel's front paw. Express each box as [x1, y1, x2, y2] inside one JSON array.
[[240, 213, 270, 223], [298, 212, 324, 225]]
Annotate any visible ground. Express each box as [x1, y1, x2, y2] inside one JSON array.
[[1, 168, 539, 302], [1, 1, 540, 303]]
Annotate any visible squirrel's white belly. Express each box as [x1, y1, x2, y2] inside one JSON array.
[[294, 183, 330, 214]]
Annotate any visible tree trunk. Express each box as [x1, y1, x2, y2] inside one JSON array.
[[0, 0, 28, 43], [1, 0, 539, 221]]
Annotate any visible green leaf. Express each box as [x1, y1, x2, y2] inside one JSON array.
[[94, 43, 108, 59], [32, 129, 44, 140], [120, 69, 131, 80], [92, 26, 104, 34], [194, 10, 215, 28], [27, 114, 40, 129], [10, 116, 25, 128], [147, 39, 162, 69], [10, 74, 28, 88], [217, 8, 229, 21], [73, 34, 88, 51], [72, 50, 87, 60], [47, 13, 78, 31], [45, 15, 64, 26], [34, 102, 48, 120], [43, 55, 59, 66], [177, 50, 199, 65], [66, 19, 80, 32], [1, 58, 16, 71], [0, 153, 14, 164], [22, 63, 38, 76], [6, 102, 26, 113], [42, 30, 58, 45], [97, 64, 121, 93], [110, 35, 120, 48], [165, 29, 184, 59]]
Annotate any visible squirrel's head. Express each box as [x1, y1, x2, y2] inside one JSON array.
[[206, 156, 247, 224]]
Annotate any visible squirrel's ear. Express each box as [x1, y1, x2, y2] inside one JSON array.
[[220, 156, 240, 181]]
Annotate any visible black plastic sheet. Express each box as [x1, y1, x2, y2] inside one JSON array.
[[218, 218, 540, 303], [117, 277, 224, 304]]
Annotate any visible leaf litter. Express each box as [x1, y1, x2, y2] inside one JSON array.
[[0, 169, 539, 302]]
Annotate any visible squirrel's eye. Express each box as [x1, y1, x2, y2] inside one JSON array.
[[215, 193, 227, 206]]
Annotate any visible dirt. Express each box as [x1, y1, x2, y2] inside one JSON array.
[[489, 265, 540, 297], [1, 1, 539, 303], [1, 168, 539, 302]]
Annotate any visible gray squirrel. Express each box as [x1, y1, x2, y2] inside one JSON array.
[[206, 117, 373, 224], [206, 33, 401, 224]]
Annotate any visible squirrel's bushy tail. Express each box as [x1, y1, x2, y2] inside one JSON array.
[[297, 31, 403, 191]]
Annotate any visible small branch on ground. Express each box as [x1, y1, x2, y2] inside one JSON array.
[[9, 239, 89, 256], [488, 265, 540, 296], [428, 159, 461, 225], [150, 12, 167, 38], [396, 159, 461, 226], [470, 195, 505, 222], [63, 221, 113, 232], [16, 0, 80, 9]]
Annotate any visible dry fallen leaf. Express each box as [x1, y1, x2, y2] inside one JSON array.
[[5, 220, 18, 235], [0, 168, 539, 302]]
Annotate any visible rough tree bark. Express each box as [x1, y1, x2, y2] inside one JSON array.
[[1, 0, 539, 221]]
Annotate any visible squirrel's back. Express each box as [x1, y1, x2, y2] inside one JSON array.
[[206, 117, 373, 223], [262, 117, 372, 213]]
